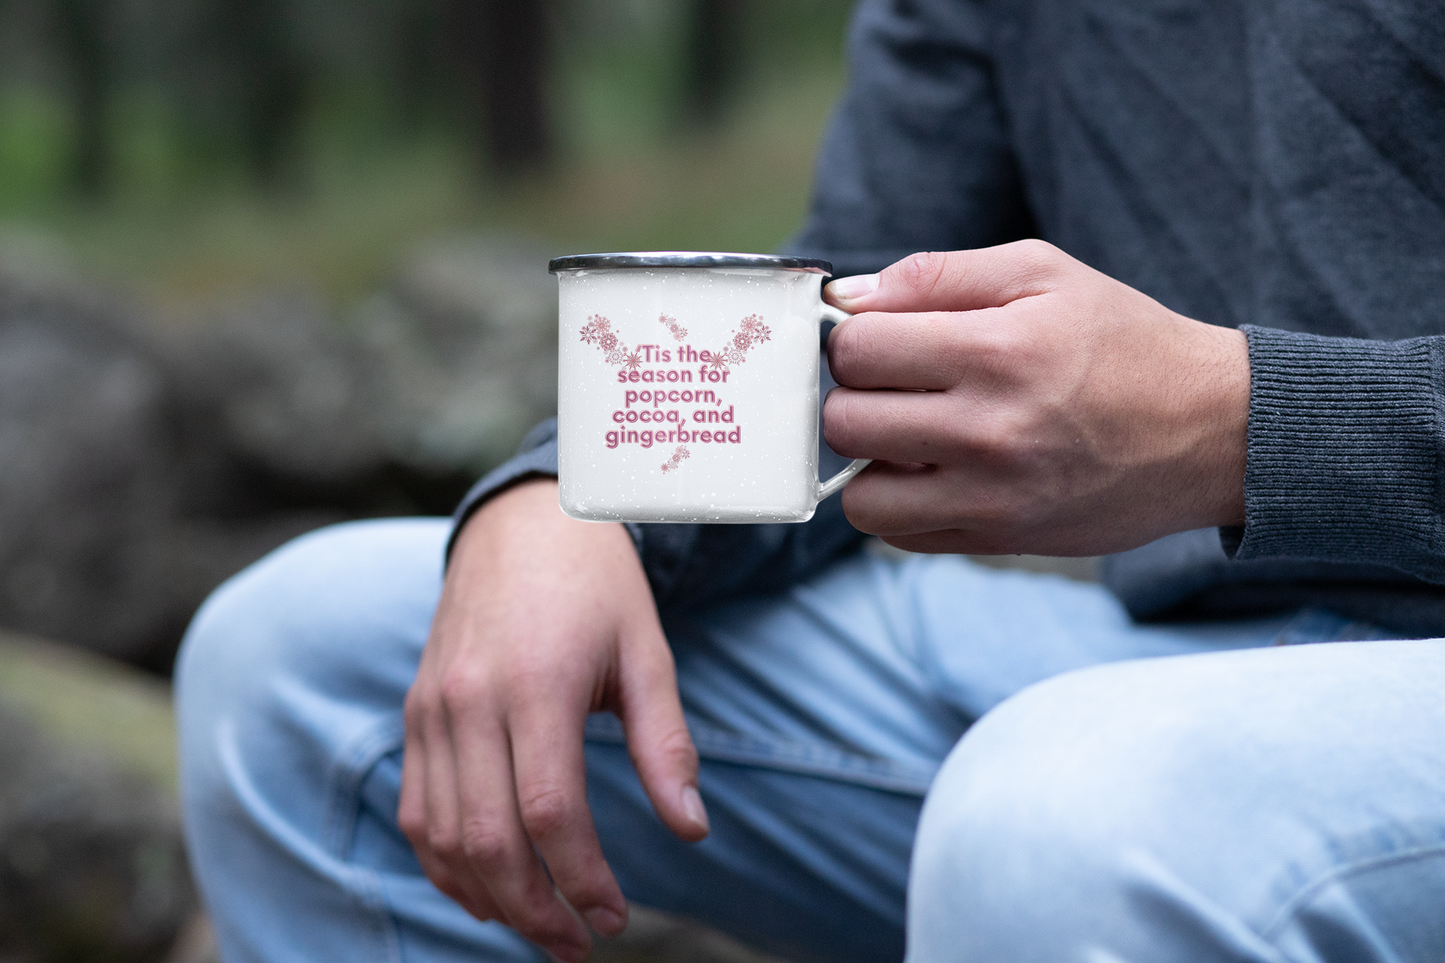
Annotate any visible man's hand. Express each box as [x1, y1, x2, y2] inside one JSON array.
[[823, 241, 1249, 556], [398, 479, 708, 962]]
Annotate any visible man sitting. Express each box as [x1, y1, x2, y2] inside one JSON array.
[[176, 0, 1445, 960]]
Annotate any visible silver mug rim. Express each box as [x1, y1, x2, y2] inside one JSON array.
[[548, 251, 833, 275]]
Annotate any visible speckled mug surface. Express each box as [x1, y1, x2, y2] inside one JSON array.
[[552, 252, 868, 523]]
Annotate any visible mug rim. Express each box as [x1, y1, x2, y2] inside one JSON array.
[[548, 251, 833, 275]]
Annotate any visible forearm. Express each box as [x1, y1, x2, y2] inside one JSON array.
[[448, 416, 866, 614]]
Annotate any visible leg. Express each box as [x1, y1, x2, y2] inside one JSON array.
[[178, 522, 943, 963], [907, 640, 1445, 963], [177, 523, 1296, 963], [175, 519, 539, 963]]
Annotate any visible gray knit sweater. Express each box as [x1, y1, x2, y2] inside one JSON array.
[[455, 0, 1445, 637]]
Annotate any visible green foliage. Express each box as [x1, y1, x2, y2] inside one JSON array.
[[0, 0, 854, 304]]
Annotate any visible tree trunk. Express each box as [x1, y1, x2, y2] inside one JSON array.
[[443, 0, 552, 176], [684, 0, 745, 127], [52, 0, 112, 197], [215, 0, 309, 187]]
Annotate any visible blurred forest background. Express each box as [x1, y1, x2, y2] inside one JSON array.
[[0, 0, 853, 303], [0, 4, 855, 961]]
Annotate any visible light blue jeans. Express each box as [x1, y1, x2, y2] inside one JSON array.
[[175, 519, 1445, 963]]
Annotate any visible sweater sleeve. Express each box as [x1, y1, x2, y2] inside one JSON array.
[[445, 405, 867, 614], [1232, 324, 1445, 582], [787, 0, 1035, 273]]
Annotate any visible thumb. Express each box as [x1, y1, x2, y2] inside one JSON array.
[[618, 624, 709, 842], [825, 240, 1067, 314]]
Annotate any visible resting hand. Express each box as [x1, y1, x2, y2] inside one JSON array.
[[398, 479, 708, 962], [823, 241, 1249, 556]]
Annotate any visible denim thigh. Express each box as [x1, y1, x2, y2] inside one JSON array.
[[178, 519, 1354, 963]]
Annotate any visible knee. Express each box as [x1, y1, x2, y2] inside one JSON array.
[[907, 656, 1256, 960], [175, 518, 447, 761]]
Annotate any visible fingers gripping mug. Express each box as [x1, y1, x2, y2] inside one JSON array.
[[552, 252, 870, 523]]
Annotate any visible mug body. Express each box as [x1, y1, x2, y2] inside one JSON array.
[[554, 253, 832, 523]]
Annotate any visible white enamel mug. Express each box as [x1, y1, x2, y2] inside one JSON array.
[[551, 251, 870, 523]]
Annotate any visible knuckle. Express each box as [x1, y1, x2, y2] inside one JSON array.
[[654, 726, 699, 773], [821, 390, 857, 452], [437, 669, 484, 716], [839, 480, 883, 534], [1010, 239, 1067, 287], [968, 417, 1019, 459], [518, 785, 573, 841], [894, 250, 950, 297], [426, 825, 465, 862], [458, 820, 511, 868], [828, 318, 880, 383]]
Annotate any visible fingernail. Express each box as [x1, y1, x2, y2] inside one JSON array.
[[584, 906, 626, 935], [682, 785, 710, 833], [829, 273, 879, 301]]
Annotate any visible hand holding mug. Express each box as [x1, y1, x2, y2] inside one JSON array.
[[823, 241, 1250, 556]]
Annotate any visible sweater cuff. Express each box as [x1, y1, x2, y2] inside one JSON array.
[[1235, 325, 1443, 578], [445, 419, 560, 562]]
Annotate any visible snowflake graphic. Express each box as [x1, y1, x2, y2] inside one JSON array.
[[580, 314, 612, 345], [738, 314, 772, 345], [579, 314, 633, 370], [658, 314, 689, 342], [661, 445, 692, 474], [703, 315, 774, 369]]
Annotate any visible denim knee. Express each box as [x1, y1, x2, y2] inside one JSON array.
[[906, 653, 1293, 963], [175, 519, 448, 820], [178, 519, 445, 706]]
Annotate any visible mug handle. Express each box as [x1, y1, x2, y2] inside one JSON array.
[[816, 303, 872, 501]]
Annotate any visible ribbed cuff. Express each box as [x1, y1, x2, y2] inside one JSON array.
[[1236, 326, 1444, 579]]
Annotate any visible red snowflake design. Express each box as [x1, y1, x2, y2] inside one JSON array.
[[703, 314, 772, 369], [580, 314, 631, 367], [658, 314, 689, 341], [660, 445, 692, 474], [579, 314, 613, 345]]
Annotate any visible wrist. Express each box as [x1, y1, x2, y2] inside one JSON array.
[[451, 477, 638, 589], [1180, 322, 1249, 529]]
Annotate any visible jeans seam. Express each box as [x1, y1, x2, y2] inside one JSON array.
[[1259, 840, 1445, 942], [323, 714, 407, 858], [323, 714, 408, 963]]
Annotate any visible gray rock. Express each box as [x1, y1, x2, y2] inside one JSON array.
[[0, 630, 195, 963], [359, 234, 559, 476], [0, 262, 341, 671], [0, 262, 190, 668], [161, 292, 391, 491]]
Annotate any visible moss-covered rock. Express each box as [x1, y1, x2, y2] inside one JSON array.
[[0, 631, 195, 963]]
